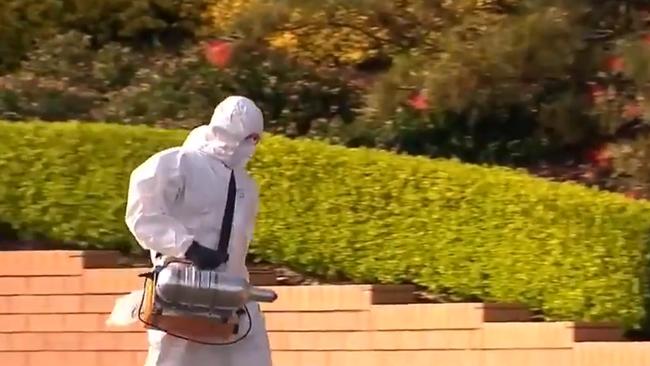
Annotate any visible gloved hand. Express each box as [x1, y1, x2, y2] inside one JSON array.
[[184, 241, 227, 269]]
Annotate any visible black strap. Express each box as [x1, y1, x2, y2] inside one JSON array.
[[154, 170, 236, 264], [215, 170, 237, 264]]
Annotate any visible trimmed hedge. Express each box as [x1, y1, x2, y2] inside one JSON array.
[[1, 121, 650, 327]]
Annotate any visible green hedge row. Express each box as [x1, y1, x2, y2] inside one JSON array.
[[1, 121, 650, 328]]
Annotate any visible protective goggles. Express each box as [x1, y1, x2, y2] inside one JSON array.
[[245, 133, 261, 145]]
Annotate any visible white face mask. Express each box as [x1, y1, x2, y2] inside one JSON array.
[[228, 140, 256, 169]]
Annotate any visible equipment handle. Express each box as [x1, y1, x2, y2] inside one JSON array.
[[249, 287, 278, 303]]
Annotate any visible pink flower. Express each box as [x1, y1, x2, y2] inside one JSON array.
[[204, 40, 233, 68]]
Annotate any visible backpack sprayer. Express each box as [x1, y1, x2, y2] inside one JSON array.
[[137, 258, 278, 345]]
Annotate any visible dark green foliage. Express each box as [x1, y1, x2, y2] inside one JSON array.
[[0, 0, 209, 72], [0, 32, 360, 135]]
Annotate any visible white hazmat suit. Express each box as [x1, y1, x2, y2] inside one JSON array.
[[124, 96, 272, 366]]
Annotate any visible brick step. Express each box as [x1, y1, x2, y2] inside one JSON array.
[[0, 313, 144, 333], [0, 330, 476, 352], [0, 311, 374, 333], [272, 350, 477, 366], [4, 345, 650, 366], [269, 330, 477, 351], [265, 303, 531, 331], [260, 285, 416, 312], [0, 276, 82, 296], [0, 351, 147, 366], [574, 342, 650, 366], [0, 330, 475, 352], [0, 270, 146, 296], [0, 251, 123, 276], [0, 294, 122, 314], [0, 310, 415, 333], [0, 308, 509, 333], [0, 332, 147, 351], [0, 251, 84, 276], [0, 249, 276, 282], [0, 269, 276, 296], [0, 350, 475, 366], [268, 323, 625, 352], [0, 288, 404, 314], [480, 322, 625, 350], [5, 345, 642, 366], [0, 293, 490, 317], [368, 303, 533, 330], [81, 272, 417, 308], [3, 306, 526, 333], [0, 316, 625, 344], [79, 250, 280, 285]]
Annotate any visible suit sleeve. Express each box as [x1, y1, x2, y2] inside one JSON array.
[[124, 150, 194, 257]]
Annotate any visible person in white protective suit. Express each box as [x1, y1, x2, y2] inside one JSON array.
[[124, 96, 272, 366]]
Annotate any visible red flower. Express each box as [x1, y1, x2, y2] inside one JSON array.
[[408, 91, 428, 110], [204, 40, 233, 68], [586, 145, 612, 168], [606, 56, 624, 73]]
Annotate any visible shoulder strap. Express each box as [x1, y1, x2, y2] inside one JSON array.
[[215, 169, 237, 264], [153, 169, 237, 265]]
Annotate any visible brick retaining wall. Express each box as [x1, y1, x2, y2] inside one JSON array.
[[0, 251, 649, 366]]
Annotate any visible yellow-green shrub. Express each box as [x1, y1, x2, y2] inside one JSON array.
[[1, 121, 649, 328]]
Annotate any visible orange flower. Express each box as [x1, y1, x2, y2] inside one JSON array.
[[204, 40, 233, 68]]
